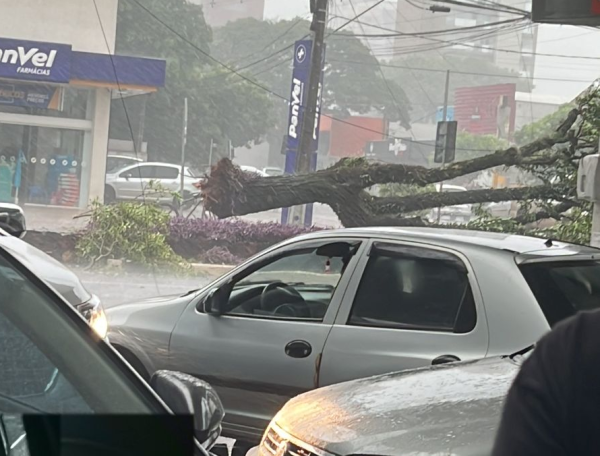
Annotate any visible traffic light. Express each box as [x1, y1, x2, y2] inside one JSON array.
[[532, 0, 600, 25], [434, 121, 458, 164]]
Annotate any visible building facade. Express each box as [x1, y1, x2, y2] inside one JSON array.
[[193, 0, 266, 28], [0, 0, 166, 211]]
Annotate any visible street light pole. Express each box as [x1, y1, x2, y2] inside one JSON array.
[[436, 70, 451, 224], [180, 97, 188, 197]]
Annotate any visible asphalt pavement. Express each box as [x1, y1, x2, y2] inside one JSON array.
[[77, 268, 212, 308]]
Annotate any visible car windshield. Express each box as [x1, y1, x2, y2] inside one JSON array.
[[0, 247, 156, 415], [520, 260, 600, 327]]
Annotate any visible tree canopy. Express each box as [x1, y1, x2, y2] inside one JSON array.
[[109, 0, 274, 167], [211, 18, 412, 128]]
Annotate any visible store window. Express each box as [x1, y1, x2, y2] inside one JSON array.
[[0, 124, 88, 207], [0, 85, 92, 120]]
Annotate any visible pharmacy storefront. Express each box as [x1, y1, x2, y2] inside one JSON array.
[[0, 37, 165, 209]]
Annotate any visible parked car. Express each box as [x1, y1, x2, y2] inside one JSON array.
[[263, 167, 283, 177], [106, 154, 143, 174], [0, 241, 225, 455], [240, 165, 269, 177], [106, 227, 600, 448], [429, 184, 473, 224], [105, 162, 199, 203], [254, 348, 531, 456], [0, 203, 107, 338]]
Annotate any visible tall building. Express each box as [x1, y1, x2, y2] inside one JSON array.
[[394, 0, 537, 89], [193, 0, 266, 28]]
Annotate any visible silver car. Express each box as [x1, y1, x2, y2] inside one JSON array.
[[255, 350, 529, 456], [105, 162, 199, 203], [0, 204, 107, 339], [106, 228, 600, 447]]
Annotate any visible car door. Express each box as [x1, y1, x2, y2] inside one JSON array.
[[153, 165, 180, 194], [169, 237, 365, 436], [319, 239, 489, 388], [117, 165, 156, 199]]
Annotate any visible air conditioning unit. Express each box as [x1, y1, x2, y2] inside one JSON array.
[[577, 154, 600, 201]]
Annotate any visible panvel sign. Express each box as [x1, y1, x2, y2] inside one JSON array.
[[0, 38, 72, 83], [0, 83, 62, 109], [286, 40, 324, 153]]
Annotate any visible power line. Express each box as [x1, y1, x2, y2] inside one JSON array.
[[234, 16, 308, 66], [347, 0, 411, 126], [91, 0, 162, 297], [343, 15, 600, 60], [127, 0, 519, 153], [327, 58, 596, 83], [333, 17, 526, 38], [424, 0, 530, 16]]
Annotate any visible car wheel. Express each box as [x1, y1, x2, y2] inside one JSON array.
[[114, 346, 150, 381], [104, 185, 116, 204]]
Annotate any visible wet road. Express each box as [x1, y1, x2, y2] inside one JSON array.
[[77, 269, 212, 308]]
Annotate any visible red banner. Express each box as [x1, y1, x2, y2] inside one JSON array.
[[593, 0, 600, 15]]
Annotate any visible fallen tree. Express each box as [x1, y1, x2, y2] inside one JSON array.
[[201, 88, 599, 232]]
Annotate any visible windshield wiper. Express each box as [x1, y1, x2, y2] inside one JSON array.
[[507, 344, 535, 361]]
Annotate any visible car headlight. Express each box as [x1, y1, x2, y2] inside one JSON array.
[[78, 295, 109, 340], [89, 305, 109, 340]]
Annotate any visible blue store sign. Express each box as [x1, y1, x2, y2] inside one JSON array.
[[0, 38, 71, 83]]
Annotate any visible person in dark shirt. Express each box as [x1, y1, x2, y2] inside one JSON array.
[[493, 310, 600, 455]]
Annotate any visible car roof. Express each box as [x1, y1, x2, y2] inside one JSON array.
[[293, 227, 600, 257], [120, 162, 189, 170], [107, 154, 142, 161]]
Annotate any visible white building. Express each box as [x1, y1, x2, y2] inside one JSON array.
[[0, 0, 166, 217]]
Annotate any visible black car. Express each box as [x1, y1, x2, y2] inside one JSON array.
[[0, 241, 225, 455]]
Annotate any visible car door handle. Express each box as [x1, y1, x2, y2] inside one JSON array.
[[432, 355, 461, 366], [285, 340, 312, 359]]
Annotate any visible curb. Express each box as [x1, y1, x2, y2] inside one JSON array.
[[190, 263, 235, 278]]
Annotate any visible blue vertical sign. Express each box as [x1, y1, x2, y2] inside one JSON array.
[[282, 40, 325, 226]]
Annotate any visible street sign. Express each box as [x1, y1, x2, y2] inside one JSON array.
[[436, 106, 455, 122], [533, 0, 600, 25], [434, 121, 458, 164]]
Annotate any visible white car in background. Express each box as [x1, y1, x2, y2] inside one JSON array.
[[429, 184, 473, 224], [240, 165, 269, 177], [106, 154, 143, 174], [105, 162, 200, 204]]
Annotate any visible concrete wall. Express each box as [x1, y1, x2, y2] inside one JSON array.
[[0, 0, 118, 53]]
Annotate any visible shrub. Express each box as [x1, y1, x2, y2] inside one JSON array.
[[199, 246, 242, 265], [77, 201, 184, 267], [168, 218, 320, 244]]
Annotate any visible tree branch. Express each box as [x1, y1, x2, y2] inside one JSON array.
[[372, 185, 572, 215], [201, 109, 580, 226]]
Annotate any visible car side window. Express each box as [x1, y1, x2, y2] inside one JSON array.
[[349, 243, 476, 333], [0, 269, 91, 414], [224, 242, 360, 322], [119, 165, 154, 179], [154, 166, 179, 179]]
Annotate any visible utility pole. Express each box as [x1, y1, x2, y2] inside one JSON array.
[[208, 138, 214, 172], [286, 0, 328, 226], [436, 70, 451, 224], [136, 94, 148, 158], [180, 97, 188, 197]]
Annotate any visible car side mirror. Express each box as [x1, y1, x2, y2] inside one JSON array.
[[150, 370, 225, 450], [124, 173, 132, 180], [0, 204, 26, 239], [203, 287, 227, 316]]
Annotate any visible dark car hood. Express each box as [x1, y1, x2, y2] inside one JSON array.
[[276, 357, 520, 456], [0, 234, 91, 306]]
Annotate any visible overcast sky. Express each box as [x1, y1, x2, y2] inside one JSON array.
[[263, 0, 600, 100]]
